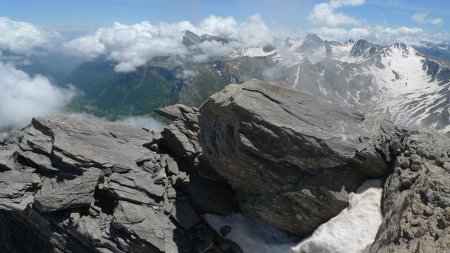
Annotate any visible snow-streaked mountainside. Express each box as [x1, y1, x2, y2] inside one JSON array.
[[239, 34, 450, 131]]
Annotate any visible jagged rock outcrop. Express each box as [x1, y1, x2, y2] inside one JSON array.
[[156, 104, 202, 160], [198, 79, 395, 236], [156, 104, 238, 216], [369, 130, 450, 252], [0, 115, 241, 253]]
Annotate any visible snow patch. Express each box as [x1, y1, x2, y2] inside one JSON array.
[[204, 179, 383, 253], [292, 179, 383, 253], [293, 64, 301, 88], [242, 47, 275, 57], [204, 213, 298, 253]]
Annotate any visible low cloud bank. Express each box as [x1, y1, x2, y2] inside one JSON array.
[[64, 15, 274, 72], [0, 62, 76, 131], [63, 113, 166, 131], [117, 115, 165, 131]]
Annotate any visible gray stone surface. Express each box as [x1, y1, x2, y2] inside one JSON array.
[[107, 171, 165, 204], [34, 169, 100, 212], [0, 170, 36, 211], [112, 200, 175, 252], [30, 115, 157, 172], [0, 149, 16, 171], [198, 79, 393, 236]]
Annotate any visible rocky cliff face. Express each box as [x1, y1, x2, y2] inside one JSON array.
[[0, 115, 240, 253], [0, 79, 449, 252], [370, 130, 450, 253]]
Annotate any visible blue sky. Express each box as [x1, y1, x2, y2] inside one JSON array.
[[0, 0, 448, 33], [0, 0, 448, 54]]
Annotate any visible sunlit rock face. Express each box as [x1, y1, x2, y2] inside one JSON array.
[[199, 79, 393, 237]]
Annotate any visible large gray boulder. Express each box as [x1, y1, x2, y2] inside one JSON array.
[[198, 79, 394, 236]]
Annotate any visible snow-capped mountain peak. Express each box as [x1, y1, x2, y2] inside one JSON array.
[[272, 34, 450, 131], [350, 40, 382, 59]]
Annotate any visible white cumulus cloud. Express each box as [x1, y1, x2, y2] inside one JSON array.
[[412, 12, 444, 26], [64, 20, 190, 72], [64, 15, 274, 72], [118, 115, 165, 131], [0, 62, 76, 131], [308, 0, 365, 27], [0, 17, 54, 54]]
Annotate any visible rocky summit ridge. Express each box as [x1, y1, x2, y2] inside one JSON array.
[[0, 79, 449, 253]]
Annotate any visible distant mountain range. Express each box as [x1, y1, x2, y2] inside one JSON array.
[[414, 43, 450, 62], [276, 34, 450, 131], [17, 32, 450, 130]]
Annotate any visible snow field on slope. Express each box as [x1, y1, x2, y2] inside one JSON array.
[[368, 46, 445, 127]]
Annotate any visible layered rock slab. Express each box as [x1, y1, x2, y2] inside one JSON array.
[[0, 115, 241, 253], [199, 79, 394, 236]]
